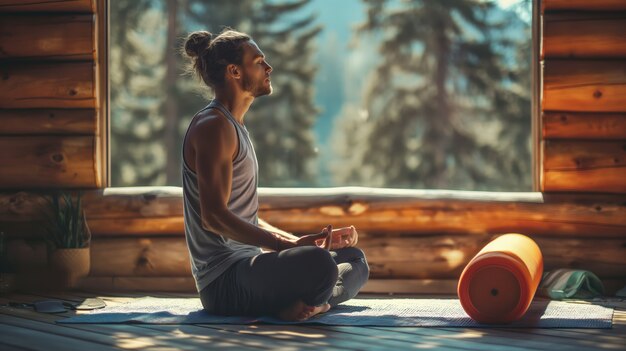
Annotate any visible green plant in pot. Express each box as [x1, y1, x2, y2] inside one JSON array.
[[0, 231, 17, 294], [41, 190, 91, 289]]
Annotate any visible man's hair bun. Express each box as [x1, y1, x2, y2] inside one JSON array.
[[184, 31, 213, 58]]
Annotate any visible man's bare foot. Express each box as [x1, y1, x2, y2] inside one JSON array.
[[277, 300, 331, 321]]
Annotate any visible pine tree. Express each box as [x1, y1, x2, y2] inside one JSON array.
[[493, 0, 533, 189], [334, 0, 531, 190], [247, 1, 322, 187], [110, 0, 169, 186], [164, 0, 182, 185]]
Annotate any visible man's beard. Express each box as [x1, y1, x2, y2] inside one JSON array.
[[243, 75, 272, 97]]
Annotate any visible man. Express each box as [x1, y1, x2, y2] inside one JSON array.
[[181, 28, 369, 321]]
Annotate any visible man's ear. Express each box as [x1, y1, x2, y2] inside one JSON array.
[[226, 64, 241, 80]]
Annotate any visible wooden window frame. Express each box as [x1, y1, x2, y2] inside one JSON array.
[[98, 0, 111, 188], [532, 0, 542, 191]]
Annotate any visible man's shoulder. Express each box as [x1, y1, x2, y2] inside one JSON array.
[[187, 109, 237, 158], [192, 109, 235, 135]]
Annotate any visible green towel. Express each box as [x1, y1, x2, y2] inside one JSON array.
[[538, 269, 605, 300]]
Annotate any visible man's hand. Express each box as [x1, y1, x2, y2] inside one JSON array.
[[293, 225, 333, 250], [315, 225, 359, 250]]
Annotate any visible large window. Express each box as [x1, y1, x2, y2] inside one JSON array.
[[110, 0, 533, 191]]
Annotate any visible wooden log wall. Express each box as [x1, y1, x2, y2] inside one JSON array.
[[2, 187, 625, 293], [0, 0, 106, 189], [541, 0, 626, 193]]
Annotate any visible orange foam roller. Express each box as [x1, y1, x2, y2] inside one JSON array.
[[457, 233, 543, 324]]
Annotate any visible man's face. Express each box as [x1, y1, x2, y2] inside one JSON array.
[[240, 41, 273, 97]]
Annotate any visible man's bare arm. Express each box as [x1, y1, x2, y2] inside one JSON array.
[[259, 217, 360, 249], [194, 113, 288, 250], [258, 218, 299, 240]]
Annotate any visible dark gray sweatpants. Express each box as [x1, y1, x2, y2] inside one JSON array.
[[200, 246, 370, 317]]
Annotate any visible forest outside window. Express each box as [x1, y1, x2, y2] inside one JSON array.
[[109, 0, 534, 191]]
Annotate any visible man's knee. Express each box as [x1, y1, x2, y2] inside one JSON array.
[[339, 247, 370, 278]]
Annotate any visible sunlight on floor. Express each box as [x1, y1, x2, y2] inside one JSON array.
[[442, 330, 486, 339], [243, 326, 326, 339], [114, 337, 158, 349]]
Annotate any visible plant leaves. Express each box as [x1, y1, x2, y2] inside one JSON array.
[[40, 190, 90, 249]]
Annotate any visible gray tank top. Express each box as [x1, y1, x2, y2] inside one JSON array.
[[181, 99, 262, 293]]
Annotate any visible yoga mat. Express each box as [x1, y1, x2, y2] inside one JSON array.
[[57, 298, 613, 328], [458, 233, 543, 324]]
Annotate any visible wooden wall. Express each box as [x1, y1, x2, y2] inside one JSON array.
[[541, 0, 626, 193], [0, 0, 107, 189], [2, 187, 625, 293]]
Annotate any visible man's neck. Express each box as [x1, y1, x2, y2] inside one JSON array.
[[213, 90, 253, 126]]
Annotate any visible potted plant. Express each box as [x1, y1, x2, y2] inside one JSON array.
[[41, 190, 91, 289], [0, 231, 17, 294]]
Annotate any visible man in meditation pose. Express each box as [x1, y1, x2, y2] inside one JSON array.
[[181, 28, 370, 321]]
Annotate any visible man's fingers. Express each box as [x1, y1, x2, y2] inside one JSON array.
[[332, 227, 351, 236], [350, 225, 358, 246], [313, 230, 328, 239], [313, 225, 333, 249], [331, 227, 352, 244], [336, 227, 354, 237], [326, 226, 332, 250], [340, 225, 357, 247], [324, 225, 332, 250], [326, 226, 357, 249]]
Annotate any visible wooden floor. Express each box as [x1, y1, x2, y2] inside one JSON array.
[[1, 290, 624, 351]]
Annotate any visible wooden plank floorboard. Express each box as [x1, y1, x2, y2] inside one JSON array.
[[403, 326, 594, 351], [317, 325, 558, 351], [502, 322, 626, 340], [1, 313, 159, 350], [497, 315, 626, 349], [143, 324, 347, 351], [0, 342, 34, 351], [1, 323, 117, 351], [196, 323, 460, 351], [0, 308, 271, 351]]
